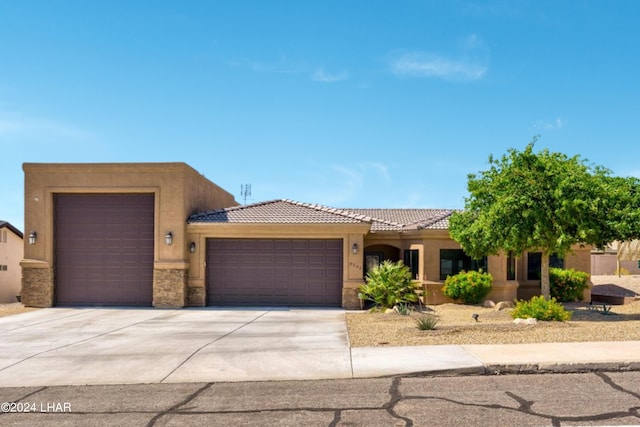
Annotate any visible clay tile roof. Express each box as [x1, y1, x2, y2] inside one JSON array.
[[188, 200, 455, 232], [339, 209, 454, 231], [187, 199, 372, 224]]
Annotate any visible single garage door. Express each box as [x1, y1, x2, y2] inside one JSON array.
[[54, 193, 154, 306], [207, 238, 343, 306]]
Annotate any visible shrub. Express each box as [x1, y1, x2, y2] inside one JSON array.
[[550, 268, 589, 302], [511, 296, 572, 321], [615, 267, 630, 276], [359, 260, 418, 309], [415, 314, 438, 330], [441, 270, 493, 304]]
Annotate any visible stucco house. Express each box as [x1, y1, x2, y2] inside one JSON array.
[[0, 221, 24, 303], [20, 162, 592, 309], [591, 241, 640, 275]]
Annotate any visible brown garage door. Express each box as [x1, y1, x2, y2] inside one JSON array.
[[207, 238, 343, 306], [54, 193, 154, 306]]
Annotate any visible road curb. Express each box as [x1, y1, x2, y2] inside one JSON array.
[[484, 362, 640, 375], [482, 362, 640, 375], [397, 362, 640, 378]]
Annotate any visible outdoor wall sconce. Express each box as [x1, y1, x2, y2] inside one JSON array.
[[189, 242, 196, 253], [352, 243, 358, 254], [28, 231, 37, 245], [165, 232, 173, 246]]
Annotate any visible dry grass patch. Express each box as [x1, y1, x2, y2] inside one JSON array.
[[346, 301, 640, 347], [0, 303, 38, 318]]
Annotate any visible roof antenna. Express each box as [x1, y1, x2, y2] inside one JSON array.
[[241, 184, 252, 205]]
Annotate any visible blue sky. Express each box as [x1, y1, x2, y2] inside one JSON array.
[[2, 1, 640, 232]]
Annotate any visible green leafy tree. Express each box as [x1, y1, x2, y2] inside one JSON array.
[[599, 175, 640, 243], [449, 138, 640, 299]]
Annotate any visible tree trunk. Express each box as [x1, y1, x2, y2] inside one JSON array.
[[541, 252, 550, 299]]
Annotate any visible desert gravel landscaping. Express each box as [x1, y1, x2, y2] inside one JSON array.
[[0, 302, 37, 318], [347, 275, 640, 347], [346, 300, 640, 346]]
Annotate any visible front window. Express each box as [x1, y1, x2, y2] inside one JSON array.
[[507, 251, 516, 280], [527, 252, 564, 280], [404, 249, 419, 280], [440, 249, 487, 280], [364, 252, 384, 277]]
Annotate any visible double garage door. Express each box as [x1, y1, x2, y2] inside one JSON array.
[[54, 194, 154, 306], [206, 238, 343, 306]]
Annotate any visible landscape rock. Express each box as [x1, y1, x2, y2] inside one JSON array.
[[513, 318, 538, 325], [483, 300, 496, 308], [495, 301, 515, 311]]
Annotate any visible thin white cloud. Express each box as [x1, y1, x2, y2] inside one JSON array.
[[361, 161, 391, 180], [332, 164, 363, 197], [298, 162, 393, 206], [0, 118, 24, 134], [547, 117, 565, 130], [311, 69, 349, 83], [0, 112, 95, 141], [391, 54, 487, 81], [460, 33, 484, 50], [227, 58, 305, 74], [229, 58, 351, 83], [535, 117, 566, 130], [389, 34, 490, 82]]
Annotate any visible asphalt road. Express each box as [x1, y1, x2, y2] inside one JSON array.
[[1, 371, 639, 426]]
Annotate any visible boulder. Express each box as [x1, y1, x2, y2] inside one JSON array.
[[513, 318, 538, 325], [483, 300, 496, 308], [495, 301, 515, 311]]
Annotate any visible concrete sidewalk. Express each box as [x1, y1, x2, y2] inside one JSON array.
[[352, 341, 640, 378], [1, 307, 640, 388]]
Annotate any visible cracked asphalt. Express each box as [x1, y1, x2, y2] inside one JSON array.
[[1, 371, 639, 426]]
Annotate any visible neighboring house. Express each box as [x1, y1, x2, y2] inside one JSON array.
[[21, 162, 592, 309], [591, 241, 640, 275], [0, 221, 24, 303]]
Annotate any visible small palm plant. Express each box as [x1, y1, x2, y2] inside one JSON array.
[[359, 260, 418, 309]]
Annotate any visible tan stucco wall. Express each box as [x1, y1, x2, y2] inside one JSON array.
[[186, 222, 370, 308], [591, 254, 640, 275], [0, 228, 23, 303], [516, 245, 593, 301], [362, 232, 597, 305], [362, 231, 518, 305], [21, 162, 237, 307]]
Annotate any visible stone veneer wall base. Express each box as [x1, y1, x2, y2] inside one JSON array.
[[21, 267, 54, 307], [187, 286, 206, 307], [153, 269, 187, 308], [342, 288, 362, 310]]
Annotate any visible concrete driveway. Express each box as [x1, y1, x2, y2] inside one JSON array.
[[0, 307, 353, 387]]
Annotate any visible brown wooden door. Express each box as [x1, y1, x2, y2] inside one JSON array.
[[206, 238, 343, 306], [54, 193, 154, 306]]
